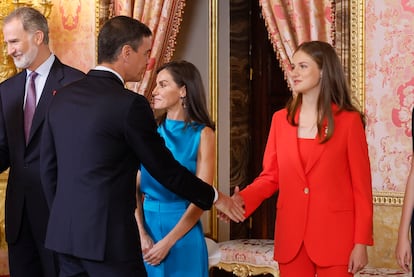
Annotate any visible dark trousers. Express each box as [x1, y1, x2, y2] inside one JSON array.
[[58, 253, 147, 277], [8, 206, 58, 277]]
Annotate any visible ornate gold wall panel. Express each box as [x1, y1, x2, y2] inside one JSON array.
[[349, 0, 365, 113], [208, 0, 218, 240]]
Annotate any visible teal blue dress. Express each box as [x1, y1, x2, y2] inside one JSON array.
[[140, 119, 209, 277]]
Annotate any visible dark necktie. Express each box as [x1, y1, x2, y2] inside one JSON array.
[[24, 71, 38, 144]]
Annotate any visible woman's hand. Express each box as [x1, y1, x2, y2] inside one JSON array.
[[143, 237, 174, 266], [139, 232, 154, 256], [348, 244, 368, 274], [395, 236, 412, 272]]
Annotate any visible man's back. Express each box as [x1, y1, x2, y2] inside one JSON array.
[[42, 69, 143, 261]]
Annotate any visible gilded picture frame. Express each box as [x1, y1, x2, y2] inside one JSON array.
[[207, 0, 218, 241], [349, 0, 404, 206]]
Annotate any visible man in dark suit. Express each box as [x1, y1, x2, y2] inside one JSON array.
[[0, 7, 85, 277], [40, 16, 244, 277]]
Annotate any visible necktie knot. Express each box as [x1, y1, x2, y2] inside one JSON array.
[[30, 71, 38, 80], [24, 71, 38, 144]]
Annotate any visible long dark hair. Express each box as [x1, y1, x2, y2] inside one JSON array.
[[155, 60, 215, 130], [286, 41, 363, 143]]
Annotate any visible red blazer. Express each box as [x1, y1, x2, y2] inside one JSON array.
[[240, 107, 373, 266]]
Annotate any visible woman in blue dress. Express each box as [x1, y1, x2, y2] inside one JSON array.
[[135, 60, 215, 277], [396, 108, 414, 272]]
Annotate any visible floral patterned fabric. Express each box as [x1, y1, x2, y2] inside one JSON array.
[[259, 0, 334, 85], [113, 0, 185, 98], [365, 0, 414, 194], [218, 239, 279, 269]]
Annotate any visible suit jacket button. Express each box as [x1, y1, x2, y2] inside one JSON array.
[[304, 187, 309, 194]]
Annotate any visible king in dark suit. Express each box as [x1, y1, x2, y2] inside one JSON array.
[[40, 16, 244, 277], [0, 7, 85, 277]]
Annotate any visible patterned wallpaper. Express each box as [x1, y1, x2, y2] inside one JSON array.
[[48, 0, 96, 73], [365, 0, 414, 194]]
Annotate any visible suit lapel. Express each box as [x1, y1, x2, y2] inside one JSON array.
[[303, 116, 328, 175], [290, 110, 327, 180], [304, 138, 326, 174], [9, 72, 27, 146], [27, 59, 64, 145], [304, 107, 338, 174]]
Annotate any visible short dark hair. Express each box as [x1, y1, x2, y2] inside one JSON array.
[[4, 6, 49, 44], [97, 16, 152, 64]]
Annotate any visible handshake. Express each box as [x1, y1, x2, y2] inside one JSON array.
[[214, 186, 246, 223]]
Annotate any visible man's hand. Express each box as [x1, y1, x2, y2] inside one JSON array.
[[214, 186, 245, 223]]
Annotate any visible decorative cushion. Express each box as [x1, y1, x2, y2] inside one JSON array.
[[218, 239, 278, 270], [215, 240, 409, 277], [205, 237, 221, 267]]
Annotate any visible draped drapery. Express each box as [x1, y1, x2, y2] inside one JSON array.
[[112, 0, 185, 98], [259, 0, 335, 83]]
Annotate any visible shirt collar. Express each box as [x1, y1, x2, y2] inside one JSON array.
[[26, 54, 55, 78], [94, 65, 125, 84]]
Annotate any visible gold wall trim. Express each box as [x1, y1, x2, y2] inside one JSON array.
[[95, 0, 99, 63], [208, 0, 218, 240], [95, 0, 111, 64], [373, 191, 404, 206], [0, 170, 7, 249], [349, 0, 365, 112]]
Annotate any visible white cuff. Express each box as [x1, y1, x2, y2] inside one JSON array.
[[213, 186, 218, 203]]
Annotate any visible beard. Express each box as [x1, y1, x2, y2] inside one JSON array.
[[13, 43, 38, 69]]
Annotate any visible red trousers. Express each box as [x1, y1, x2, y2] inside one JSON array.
[[278, 244, 353, 277]]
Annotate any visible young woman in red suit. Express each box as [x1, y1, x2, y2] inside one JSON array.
[[234, 41, 373, 277]]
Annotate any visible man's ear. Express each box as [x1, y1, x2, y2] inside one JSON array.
[[34, 30, 44, 45], [121, 45, 132, 61]]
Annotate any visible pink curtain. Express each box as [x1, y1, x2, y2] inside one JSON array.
[[113, 0, 185, 99], [259, 0, 335, 83]]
